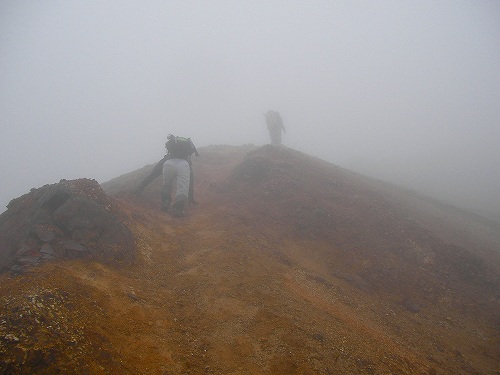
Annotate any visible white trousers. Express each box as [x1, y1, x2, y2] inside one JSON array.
[[162, 159, 190, 199]]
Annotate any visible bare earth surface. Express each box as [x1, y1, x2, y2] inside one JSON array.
[[0, 144, 499, 374]]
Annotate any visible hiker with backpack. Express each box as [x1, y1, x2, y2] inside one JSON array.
[[135, 135, 199, 216], [264, 110, 286, 145]]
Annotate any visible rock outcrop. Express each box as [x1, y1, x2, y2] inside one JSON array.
[[0, 179, 135, 273]]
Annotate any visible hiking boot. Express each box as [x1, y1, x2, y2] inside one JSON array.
[[171, 208, 185, 217], [171, 195, 187, 217]]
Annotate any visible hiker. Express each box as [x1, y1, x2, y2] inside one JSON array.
[[264, 110, 286, 145], [135, 135, 199, 216]]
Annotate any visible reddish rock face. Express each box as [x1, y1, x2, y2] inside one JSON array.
[[0, 178, 135, 273]]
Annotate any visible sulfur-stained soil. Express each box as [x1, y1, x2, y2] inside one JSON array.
[[0, 144, 499, 374]]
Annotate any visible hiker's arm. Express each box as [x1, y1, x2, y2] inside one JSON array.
[[141, 155, 168, 187], [279, 118, 286, 133]]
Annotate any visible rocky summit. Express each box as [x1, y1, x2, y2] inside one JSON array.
[[0, 145, 499, 374]]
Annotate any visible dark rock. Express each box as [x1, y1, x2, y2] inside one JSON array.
[[10, 265, 23, 274], [72, 229, 98, 243], [127, 292, 140, 302], [41, 253, 55, 260], [17, 256, 41, 266], [402, 298, 421, 313], [312, 333, 325, 342], [39, 185, 71, 212], [62, 240, 88, 259], [0, 178, 135, 271], [15, 241, 38, 258], [52, 197, 107, 233], [62, 240, 87, 252], [34, 225, 55, 242], [40, 244, 54, 255]]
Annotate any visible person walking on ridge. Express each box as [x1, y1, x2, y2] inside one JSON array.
[[264, 110, 286, 145], [135, 135, 198, 216]]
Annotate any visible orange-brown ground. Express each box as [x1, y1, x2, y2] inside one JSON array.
[[0, 145, 499, 374]]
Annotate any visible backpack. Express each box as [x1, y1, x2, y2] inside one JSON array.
[[166, 136, 195, 160]]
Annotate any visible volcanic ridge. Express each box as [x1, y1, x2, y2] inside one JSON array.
[[0, 144, 499, 374]]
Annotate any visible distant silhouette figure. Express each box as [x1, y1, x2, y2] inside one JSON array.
[[264, 110, 286, 145]]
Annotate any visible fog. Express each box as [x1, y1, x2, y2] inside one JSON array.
[[1, 1, 499, 220]]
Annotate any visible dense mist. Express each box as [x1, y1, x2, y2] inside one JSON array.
[[1, 1, 499, 220]]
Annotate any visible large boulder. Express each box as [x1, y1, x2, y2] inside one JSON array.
[[0, 179, 135, 273]]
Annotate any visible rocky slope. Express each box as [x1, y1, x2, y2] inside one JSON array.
[[0, 178, 135, 273], [0, 144, 498, 374]]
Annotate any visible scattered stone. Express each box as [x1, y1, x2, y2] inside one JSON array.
[[17, 256, 41, 266], [62, 240, 87, 252], [312, 333, 325, 342], [40, 244, 54, 255], [63, 240, 88, 259], [4, 334, 20, 342], [15, 242, 38, 258], [40, 244, 55, 260], [10, 265, 23, 274], [41, 253, 55, 261], [402, 298, 421, 313], [127, 292, 140, 302]]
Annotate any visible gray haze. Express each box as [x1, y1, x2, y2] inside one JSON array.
[[1, 1, 499, 220]]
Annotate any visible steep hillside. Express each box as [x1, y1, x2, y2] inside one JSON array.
[[0, 145, 499, 374]]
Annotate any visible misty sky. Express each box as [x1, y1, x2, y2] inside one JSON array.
[[1, 1, 499, 219]]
